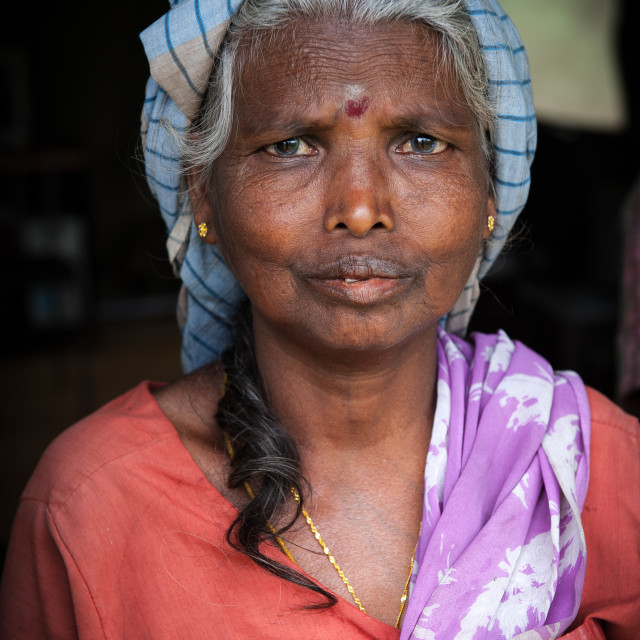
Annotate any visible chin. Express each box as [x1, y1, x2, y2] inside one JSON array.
[[285, 306, 438, 360]]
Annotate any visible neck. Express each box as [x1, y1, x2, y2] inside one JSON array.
[[252, 315, 438, 485]]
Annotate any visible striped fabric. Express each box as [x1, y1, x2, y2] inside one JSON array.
[[140, 0, 536, 373]]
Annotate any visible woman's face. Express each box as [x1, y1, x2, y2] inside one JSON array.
[[202, 19, 493, 356]]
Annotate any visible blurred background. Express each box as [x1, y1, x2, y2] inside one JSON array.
[[1, 0, 639, 569]]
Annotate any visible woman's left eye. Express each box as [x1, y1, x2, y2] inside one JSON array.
[[264, 137, 316, 157], [397, 134, 448, 155]]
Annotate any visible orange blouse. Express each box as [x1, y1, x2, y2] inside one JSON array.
[[0, 383, 638, 639]]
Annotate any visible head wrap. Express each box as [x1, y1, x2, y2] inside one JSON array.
[[140, 0, 536, 373]]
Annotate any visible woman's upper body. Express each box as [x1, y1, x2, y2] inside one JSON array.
[[0, 377, 638, 639], [2, 0, 638, 637]]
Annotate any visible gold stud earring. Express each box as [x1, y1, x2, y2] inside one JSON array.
[[198, 222, 208, 238], [487, 215, 495, 233]]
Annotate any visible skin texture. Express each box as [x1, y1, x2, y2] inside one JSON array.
[[200, 20, 492, 363], [158, 18, 495, 626]]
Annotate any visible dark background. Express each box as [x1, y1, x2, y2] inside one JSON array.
[[1, 0, 639, 570]]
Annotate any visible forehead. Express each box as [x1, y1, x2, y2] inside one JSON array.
[[234, 19, 472, 126]]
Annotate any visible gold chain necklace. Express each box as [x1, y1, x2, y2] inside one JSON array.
[[221, 375, 416, 628], [223, 431, 416, 627], [291, 488, 418, 628], [291, 488, 366, 611]]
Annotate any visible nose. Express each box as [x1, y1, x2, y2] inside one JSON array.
[[323, 156, 394, 237]]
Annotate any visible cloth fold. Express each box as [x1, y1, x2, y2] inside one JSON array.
[[400, 329, 590, 640]]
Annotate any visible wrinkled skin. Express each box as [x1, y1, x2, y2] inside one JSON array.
[[196, 18, 494, 364]]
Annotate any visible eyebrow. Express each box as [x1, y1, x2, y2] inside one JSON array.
[[240, 112, 338, 139], [241, 109, 472, 139], [388, 104, 475, 132], [238, 99, 474, 140]]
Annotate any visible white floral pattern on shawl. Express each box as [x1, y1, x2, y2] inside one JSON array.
[[401, 330, 590, 640]]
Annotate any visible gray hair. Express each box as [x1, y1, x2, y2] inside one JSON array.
[[182, 0, 495, 178]]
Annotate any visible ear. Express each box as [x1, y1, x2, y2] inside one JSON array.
[[187, 168, 217, 245], [482, 191, 497, 240]]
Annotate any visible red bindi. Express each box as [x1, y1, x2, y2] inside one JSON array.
[[344, 97, 370, 118]]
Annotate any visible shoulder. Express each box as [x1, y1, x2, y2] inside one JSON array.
[[1, 375, 238, 639], [587, 386, 639, 440], [152, 362, 224, 444], [151, 363, 231, 493], [583, 386, 640, 523], [21, 381, 180, 506], [584, 386, 639, 501], [584, 386, 640, 515], [24, 364, 230, 508], [576, 388, 640, 638]]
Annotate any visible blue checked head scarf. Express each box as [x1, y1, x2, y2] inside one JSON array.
[[140, 0, 536, 373]]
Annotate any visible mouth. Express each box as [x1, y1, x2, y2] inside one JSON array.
[[304, 256, 413, 305]]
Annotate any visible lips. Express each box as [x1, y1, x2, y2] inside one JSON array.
[[303, 256, 413, 305]]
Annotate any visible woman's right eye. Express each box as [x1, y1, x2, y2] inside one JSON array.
[[264, 137, 316, 157]]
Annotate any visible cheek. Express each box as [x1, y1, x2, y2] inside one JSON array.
[[393, 166, 488, 314], [209, 168, 314, 284], [396, 167, 488, 257]]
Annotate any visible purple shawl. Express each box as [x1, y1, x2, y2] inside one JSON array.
[[401, 330, 591, 640]]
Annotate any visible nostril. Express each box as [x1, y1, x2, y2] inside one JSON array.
[[324, 197, 394, 236]]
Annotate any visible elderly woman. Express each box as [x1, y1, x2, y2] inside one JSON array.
[[1, 0, 639, 638]]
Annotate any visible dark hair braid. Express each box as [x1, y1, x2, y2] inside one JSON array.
[[215, 301, 337, 608]]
